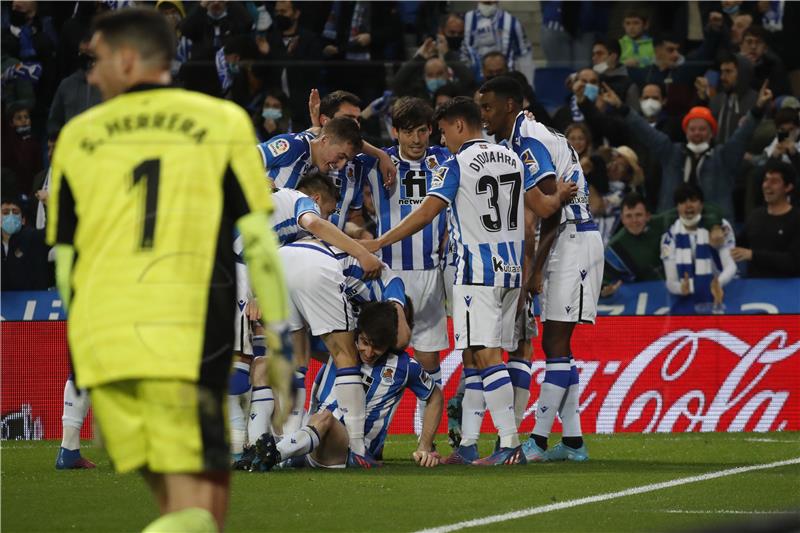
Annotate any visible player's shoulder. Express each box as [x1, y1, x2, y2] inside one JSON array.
[[426, 145, 451, 163], [274, 187, 309, 201], [259, 133, 308, 159]]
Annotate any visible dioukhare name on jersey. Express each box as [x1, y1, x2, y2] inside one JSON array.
[[280, 237, 406, 311], [366, 145, 450, 270], [298, 129, 372, 230], [313, 352, 434, 457], [427, 139, 527, 288], [507, 112, 592, 224]]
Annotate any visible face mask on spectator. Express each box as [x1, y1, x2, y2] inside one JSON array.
[[2, 213, 22, 235], [722, 4, 740, 15], [15, 125, 31, 138], [686, 141, 710, 154], [679, 213, 702, 227], [207, 10, 227, 21], [477, 3, 498, 17], [446, 36, 463, 51], [640, 98, 662, 117], [227, 62, 240, 76], [274, 15, 293, 32], [262, 108, 283, 121], [426, 77, 447, 93], [593, 62, 609, 75], [583, 83, 599, 102]]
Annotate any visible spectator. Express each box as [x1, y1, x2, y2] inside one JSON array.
[[46, 35, 101, 138], [619, 9, 655, 68], [255, 89, 291, 142], [482, 51, 508, 80], [157, 0, 192, 77], [433, 83, 462, 109], [392, 38, 474, 102], [762, 107, 800, 174], [1, 0, 58, 126], [629, 15, 726, 118], [263, 0, 322, 131], [2, 101, 41, 199], [552, 68, 600, 137], [592, 38, 639, 108], [179, 1, 252, 53], [605, 81, 774, 219], [740, 25, 791, 97], [694, 53, 757, 143], [504, 71, 552, 126], [638, 81, 683, 142], [732, 161, 800, 277], [540, 1, 610, 70], [1, 196, 51, 291], [729, 12, 754, 51], [660, 183, 736, 313], [438, 13, 482, 84], [602, 193, 665, 297], [464, 1, 534, 84], [589, 146, 644, 244]]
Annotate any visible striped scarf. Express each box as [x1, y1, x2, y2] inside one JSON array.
[[666, 218, 721, 303]]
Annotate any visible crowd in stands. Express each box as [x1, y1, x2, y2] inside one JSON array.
[[2, 0, 799, 311]]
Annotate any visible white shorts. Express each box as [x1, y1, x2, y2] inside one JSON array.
[[232, 300, 253, 355], [442, 257, 458, 317], [513, 297, 538, 344], [540, 223, 604, 324], [395, 269, 448, 352], [279, 244, 354, 336], [452, 285, 521, 351]]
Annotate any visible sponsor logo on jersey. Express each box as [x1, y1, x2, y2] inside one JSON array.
[[382, 368, 395, 385], [267, 138, 290, 157], [492, 256, 522, 274], [520, 148, 539, 174]]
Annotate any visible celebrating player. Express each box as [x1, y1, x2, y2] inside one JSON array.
[[364, 97, 572, 465], [47, 8, 291, 532], [479, 75, 603, 462], [364, 96, 451, 433], [255, 301, 442, 470]]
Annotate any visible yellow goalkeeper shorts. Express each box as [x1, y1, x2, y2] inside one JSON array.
[[90, 379, 229, 474]]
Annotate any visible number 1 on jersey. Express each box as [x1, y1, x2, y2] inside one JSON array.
[[132, 158, 160, 249]]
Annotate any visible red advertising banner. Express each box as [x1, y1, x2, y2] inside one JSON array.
[[2, 316, 799, 440]]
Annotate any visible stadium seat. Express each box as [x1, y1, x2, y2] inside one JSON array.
[[534, 66, 574, 113]]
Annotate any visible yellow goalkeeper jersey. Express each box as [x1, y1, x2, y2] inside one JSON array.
[[47, 84, 275, 389]]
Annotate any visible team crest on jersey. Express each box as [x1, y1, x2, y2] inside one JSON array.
[[268, 138, 290, 157], [431, 166, 448, 189], [381, 368, 395, 385], [346, 164, 355, 181], [520, 148, 539, 174], [426, 156, 438, 170]]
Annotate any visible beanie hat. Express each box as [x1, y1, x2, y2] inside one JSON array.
[[682, 106, 718, 135]]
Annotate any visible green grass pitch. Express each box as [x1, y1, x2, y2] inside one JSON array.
[[3, 433, 799, 532]]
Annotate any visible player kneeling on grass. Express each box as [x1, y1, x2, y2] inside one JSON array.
[[255, 301, 443, 469]]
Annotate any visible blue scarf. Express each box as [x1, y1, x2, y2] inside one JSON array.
[[666, 218, 722, 303]]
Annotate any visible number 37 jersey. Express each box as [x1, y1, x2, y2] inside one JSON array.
[[428, 139, 530, 288]]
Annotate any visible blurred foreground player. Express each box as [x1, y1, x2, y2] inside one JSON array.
[[47, 9, 292, 532]]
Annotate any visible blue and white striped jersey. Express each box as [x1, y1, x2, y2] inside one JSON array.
[[428, 139, 527, 288], [314, 352, 435, 457], [258, 133, 313, 189], [270, 188, 320, 245], [300, 130, 371, 230], [366, 145, 450, 270], [464, 8, 533, 72], [506, 112, 592, 224]]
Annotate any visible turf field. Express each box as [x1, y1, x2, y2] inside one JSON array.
[[3, 432, 799, 532]]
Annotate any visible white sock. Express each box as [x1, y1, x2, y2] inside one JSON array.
[[531, 357, 571, 440], [247, 386, 273, 446], [228, 394, 246, 455], [335, 366, 366, 456], [507, 358, 532, 429], [282, 367, 308, 436], [459, 368, 484, 447], [276, 426, 321, 461], [61, 376, 89, 450], [559, 361, 583, 438], [481, 364, 519, 448]]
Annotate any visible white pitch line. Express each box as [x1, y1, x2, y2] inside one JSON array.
[[412, 457, 800, 533], [662, 510, 798, 515]]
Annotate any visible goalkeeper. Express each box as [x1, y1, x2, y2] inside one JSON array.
[[46, 8, 292, 533]]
